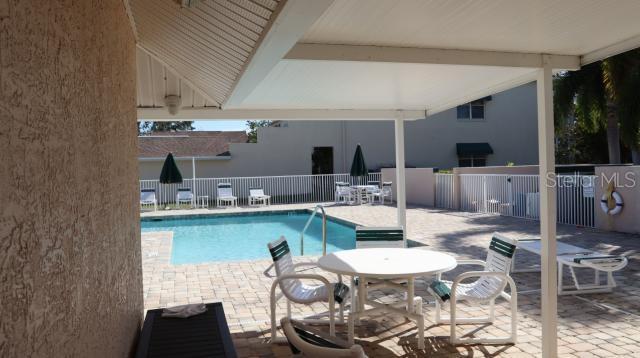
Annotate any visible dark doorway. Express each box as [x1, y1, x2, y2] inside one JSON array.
[[312, 147, 334, 174]]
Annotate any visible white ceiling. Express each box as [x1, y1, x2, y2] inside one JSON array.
[[136, 48, 215, 108], [129, 0, 283, 106], [131, 0, 640, 119], [240, 60, 537, 110], [302, 0, 640, 56]]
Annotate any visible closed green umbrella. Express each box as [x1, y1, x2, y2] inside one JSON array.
[[350, 144, 368, 179], [159, 153, 183, 184]]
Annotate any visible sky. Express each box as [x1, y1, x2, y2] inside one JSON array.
[[192, 120, 248, 132]]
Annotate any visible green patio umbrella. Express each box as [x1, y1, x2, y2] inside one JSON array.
[[350, 144, 368, 182], [159, 153, 183, 184]]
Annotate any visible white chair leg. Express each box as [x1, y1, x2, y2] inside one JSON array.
[[329, 295, 336, 336], [450, 299, 457, 343], [270, 284, 279, 342], [489, 299, 495, 322], [287, 300, 292, 318]]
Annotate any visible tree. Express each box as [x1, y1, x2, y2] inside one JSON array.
[[554, 49, 640, 164], [138, 121, 194, 134], [602, 49, 640, 163], [246, 120, 272, 143], [554, 62, 620, 164]]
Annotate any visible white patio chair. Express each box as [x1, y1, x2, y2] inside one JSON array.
[[140, 188, 157, 211], [429, 232, 518, 345], [268, 237, 349, 342], [216, 183, 237, 208], [175, 188, 194, 208], [249, 187, 271, 207], [364, 181, 380, 203], [335, 182, 354, 204], [281, 318, 367, 358], [353, 226, 414, 314], [355, 226, 404, 249], [369, 182, 392, 204]]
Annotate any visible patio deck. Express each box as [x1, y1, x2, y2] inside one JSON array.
[[141, 204, 640, 357]]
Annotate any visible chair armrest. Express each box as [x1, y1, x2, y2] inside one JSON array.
[[456, 259, 487, 267], [271, 273, 334, 303], [293, 262, 319, 270], [451, 271, 517, 301]]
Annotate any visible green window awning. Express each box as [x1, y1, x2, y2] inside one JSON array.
[[456, 143, 493, 156]]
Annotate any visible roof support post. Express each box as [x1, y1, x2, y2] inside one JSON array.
[[192, 157, 197, 198], [394, 113, 407, 245], [537, 56, 558, 358]]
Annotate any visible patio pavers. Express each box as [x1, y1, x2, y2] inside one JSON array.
[[141, 204, 640, 357]]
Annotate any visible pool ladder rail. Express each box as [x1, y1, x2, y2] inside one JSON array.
[[300, 205, 327, 256]]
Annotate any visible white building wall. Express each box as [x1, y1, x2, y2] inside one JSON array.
[[139, 83, 538, 179]]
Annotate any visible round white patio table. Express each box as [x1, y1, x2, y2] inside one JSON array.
[[318, 248, 457, 349]]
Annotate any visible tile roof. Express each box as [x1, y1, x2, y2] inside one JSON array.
[[138, 131, 247, 159]]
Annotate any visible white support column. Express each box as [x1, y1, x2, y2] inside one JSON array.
[[537, 57, 558, 358], [394, 114, 407, 244], [192, 157, 196, 197]]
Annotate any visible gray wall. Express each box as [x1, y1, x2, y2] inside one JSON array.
[[139, 82, 538, 179]]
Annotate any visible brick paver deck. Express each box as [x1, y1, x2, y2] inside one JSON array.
[[141, 204, 640, 357]]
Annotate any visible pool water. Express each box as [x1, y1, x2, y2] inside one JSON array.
[[141, 212, 356, 264]]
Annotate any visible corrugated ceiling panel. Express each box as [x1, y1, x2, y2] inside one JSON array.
[[136, 48, 212, 109], [130, 0, 282, 106], [302, 0, 640, 56]]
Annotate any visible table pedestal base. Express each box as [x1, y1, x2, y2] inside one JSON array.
[[348, 276, 425, 349]]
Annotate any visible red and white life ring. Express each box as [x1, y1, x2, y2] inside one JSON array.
[[600, 191, 623, 215]]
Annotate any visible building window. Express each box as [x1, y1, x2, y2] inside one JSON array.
[[456, 97, 491, 121], [458, 156, 487, 167]]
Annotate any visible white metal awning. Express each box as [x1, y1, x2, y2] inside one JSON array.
[[132, 0, 640, 120]]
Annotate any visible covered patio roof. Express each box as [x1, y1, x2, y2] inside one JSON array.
[[127, 1, 640, 356], [132, 0, 640, 120]]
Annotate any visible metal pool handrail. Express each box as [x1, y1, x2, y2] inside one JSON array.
[[300, 205, 327, 256]]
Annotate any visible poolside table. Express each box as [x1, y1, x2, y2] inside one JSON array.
[[350, 185, 377, 204], [318, 248, 457, 349]]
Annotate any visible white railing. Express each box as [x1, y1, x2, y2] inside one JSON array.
[[457, 174, 595, 227], [140, 173, 382, 206], [435, 173, 456, 209]]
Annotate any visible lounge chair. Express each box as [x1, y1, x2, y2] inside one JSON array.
[[268, 237, 349, 342], [335, 182, 354, 204], [513, 238, 628, 295], [369, 181, 392, 204], [429, 233, 518, 345], [281, 318, 367, 358], [216, 183, 237, 208], [249, 187, 271, 207], [176, 188, 194, 208], [140, 188, 157, 211]]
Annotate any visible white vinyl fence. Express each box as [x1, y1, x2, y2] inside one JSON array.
[[456, 174, 595, 227], [140, 173, 382, 206], [435, 173, 456, 209]]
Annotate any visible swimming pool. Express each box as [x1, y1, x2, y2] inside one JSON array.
[[141, 211, 356, 264]]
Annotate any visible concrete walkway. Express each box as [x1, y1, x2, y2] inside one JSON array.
[[141, 203, 640, 357]]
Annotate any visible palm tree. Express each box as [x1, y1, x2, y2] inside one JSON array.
[[554, 49, 640, 164], [602, 49, 640, 164], [554, 62, 621, 164]]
